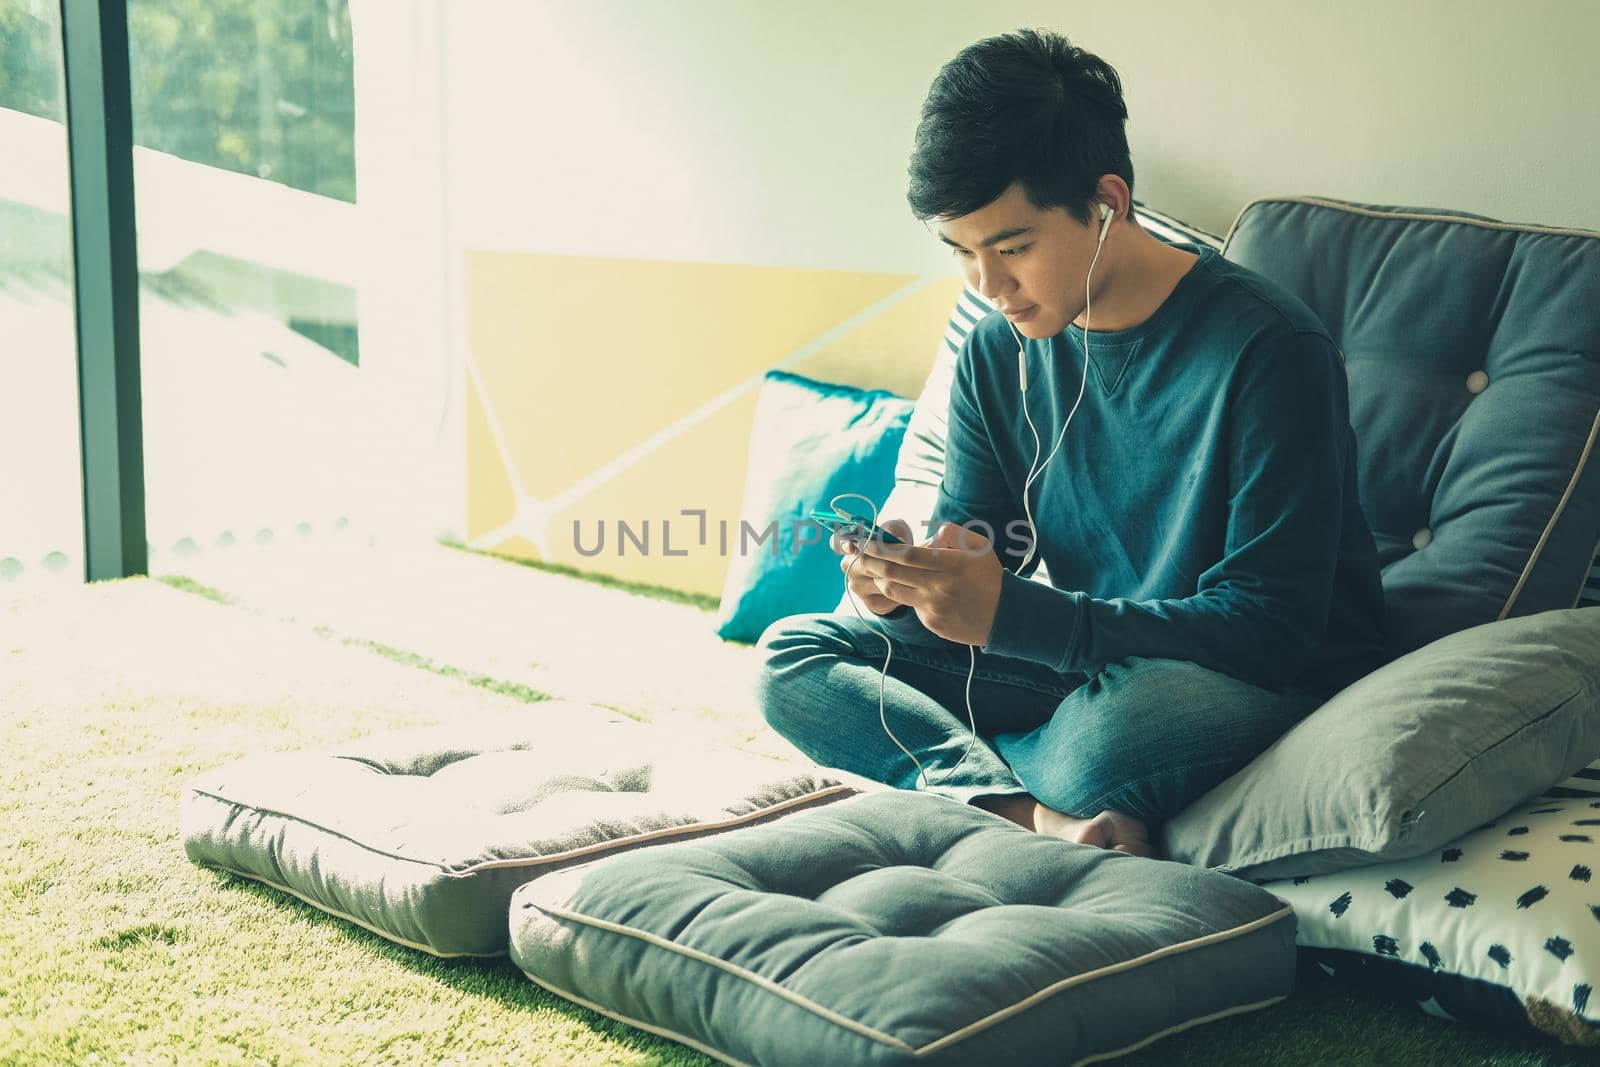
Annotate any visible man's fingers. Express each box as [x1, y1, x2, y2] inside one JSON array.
[[851, 552, 935, 585], [874, 577, 922, 605], [860, 538, 941, 568]]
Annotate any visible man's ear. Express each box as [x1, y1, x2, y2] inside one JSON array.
[[1093, 174, 1132, 223]]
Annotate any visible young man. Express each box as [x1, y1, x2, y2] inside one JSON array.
[[756, 29, 1388, 857]]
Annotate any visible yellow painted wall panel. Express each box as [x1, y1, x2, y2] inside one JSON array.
[[487, 534, 542, 563], [466, 253, 921, 501], [465, 253, 962, 597], [786, 276, 963, 399], [539, 389, 762, 599]]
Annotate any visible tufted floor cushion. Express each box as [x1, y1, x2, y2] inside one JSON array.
[[509, 791, 1299, 1066], [181, 711, 857, 957]]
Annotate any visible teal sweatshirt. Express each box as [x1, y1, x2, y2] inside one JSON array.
[[883, 244, 1389, 699]]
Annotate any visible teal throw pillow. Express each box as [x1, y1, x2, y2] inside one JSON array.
[[716, 371, 911, 643]]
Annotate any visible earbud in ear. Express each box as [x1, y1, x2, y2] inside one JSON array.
[[1097, 201, 1114, 244], [1099, 202, 1113, 221]]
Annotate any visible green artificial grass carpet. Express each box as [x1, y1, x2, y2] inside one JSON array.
[[1, 573, 1593, 1065]]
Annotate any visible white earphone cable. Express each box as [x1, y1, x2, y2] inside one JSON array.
[[1014, 208, 1108, 573], [832, 205, 1109, 791], [831, 491, 978, 790]]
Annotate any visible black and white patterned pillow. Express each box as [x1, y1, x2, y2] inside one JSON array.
[[1583, 551, 1600, 608], [1265, 760, 1600, 1047]]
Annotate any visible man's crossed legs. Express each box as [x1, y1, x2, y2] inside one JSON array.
[[756, 612, 1317, 856]]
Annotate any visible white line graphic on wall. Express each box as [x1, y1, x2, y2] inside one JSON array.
[[467, 274, 943, 558]]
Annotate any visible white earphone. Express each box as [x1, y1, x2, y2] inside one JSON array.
[[1011, 199, 1113, 573], [835, 491, 980, 790], [840, 200, 1116, 791]]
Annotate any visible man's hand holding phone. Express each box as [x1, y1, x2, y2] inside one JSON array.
[[840, 520, 1004, 646], [834, 517, 915, 617]]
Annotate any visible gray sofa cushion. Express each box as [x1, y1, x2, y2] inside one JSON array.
[[1224, 197, 1600, 655], [1163, 608, 1600, 881], [880, 197, 1600, 652], [181, 711, 857, 957], [509, 791, 1298, 1067]]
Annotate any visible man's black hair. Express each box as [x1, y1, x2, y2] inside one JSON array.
[[907, 29, 1134, 228]]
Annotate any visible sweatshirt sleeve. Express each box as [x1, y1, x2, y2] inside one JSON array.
[[983, 330, 1350, 691]]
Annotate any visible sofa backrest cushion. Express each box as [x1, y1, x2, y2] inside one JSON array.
[[1223, 198, 1600, 655], [885, 198, 1600, 658]]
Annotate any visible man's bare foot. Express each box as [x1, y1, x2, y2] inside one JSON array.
[[1033, 804, 1156, 858], [972, 793, 1037, 830], [974, 795, 1157, 857]]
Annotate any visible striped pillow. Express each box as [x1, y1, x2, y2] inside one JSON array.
[[1544, 755, 1600, 799], [1584, 552, 1600, 608]]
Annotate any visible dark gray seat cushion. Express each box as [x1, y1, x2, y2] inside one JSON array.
[[1224, 197, 1600, 655], [182, 712, 857, 957], [509, 791, 1298, 1067], [884, 198, 1600, 653]]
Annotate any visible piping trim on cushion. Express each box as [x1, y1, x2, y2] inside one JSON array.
[[1502, 407, 1600, 619], [186, 781, 858, 874], [195, 863, 503, 959], [917, 903, 1291, 1053], [522, 898, 1296, 1055], [1220, 195, 1600, 251], [521, 974, 754, 1067], [519, 968, 1286, 1067], [1068, 995, 1288, 1066]]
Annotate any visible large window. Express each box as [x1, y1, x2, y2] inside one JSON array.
[[0, 0, 82, 592], [126, 0, 373, 568], [4, 1, 452, 589]]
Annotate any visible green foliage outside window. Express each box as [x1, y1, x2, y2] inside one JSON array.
[[0, 0, 355, 203]]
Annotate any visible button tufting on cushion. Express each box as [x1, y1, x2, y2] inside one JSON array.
[[1466, 370, 1489, 394], [511, 791, 1299, 1066], [1412, 527, 1433, 550]]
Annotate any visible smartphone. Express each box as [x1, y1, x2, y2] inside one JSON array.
[[808, 507, 905, 545]]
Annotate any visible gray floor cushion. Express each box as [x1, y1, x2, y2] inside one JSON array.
[[509, 791, 1299, 1066], [182, 713, 858, 957]]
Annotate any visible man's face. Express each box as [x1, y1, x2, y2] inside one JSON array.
[[935, 182, 1102, 339]]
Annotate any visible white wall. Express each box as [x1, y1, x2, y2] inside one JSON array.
[[444, 0, 1599, 277], [430, 0, 1598, 555]]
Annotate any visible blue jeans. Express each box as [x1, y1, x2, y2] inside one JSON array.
[[755, 611, 1319, 823]]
